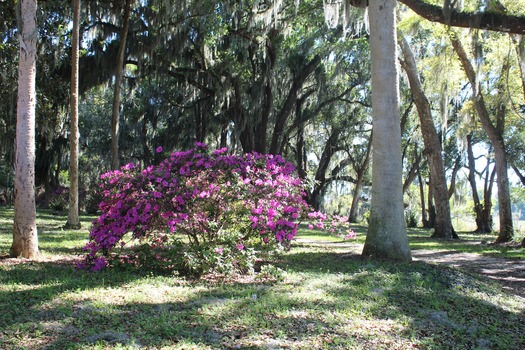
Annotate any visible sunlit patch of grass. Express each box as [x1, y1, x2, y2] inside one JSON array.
[[0, 207, 95, 258], [406, 228, 525, 259], [298, 223, 367, 244]]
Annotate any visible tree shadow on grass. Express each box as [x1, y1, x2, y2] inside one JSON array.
[[2, 246, 524, 349], [0, 260, 148, 335], [322, 256, 525, 349], [1, 249, 353, 349], [0, 232, 89, 257], [6, 276, 349, 349]]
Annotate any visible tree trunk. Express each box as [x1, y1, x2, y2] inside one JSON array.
[[295, 102, 308, 180], [448, 155, 462, 199], [426, 172, 436, 229], [466, 133, 492, 233], [269, 54, 321, 155], [12, 0, 38, 259], [451, 37, 514, 243], [66, 0, 81, 229], [511, 164, 525, 186], [483, 165, 496, 234], [417, 160, 430, 228], [399, 36, 456, 239], [308, 128, 341, 210], [254, 82, 272, 153], [512, 35, 525, 102], [111, 0, 131, 170], [254, 31, 276, 154], [361, 0, 411, 262], [402, 143, 422, 194], [220, 121, 228, 149], [348, 135, 371, 223]]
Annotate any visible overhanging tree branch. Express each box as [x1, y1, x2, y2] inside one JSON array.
[[326, 175, 358, 185], [399, 0, 525, 35]]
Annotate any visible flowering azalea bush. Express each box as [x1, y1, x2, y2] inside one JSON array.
[[80, 143, 355, 275], [307, 211, 357, 240]]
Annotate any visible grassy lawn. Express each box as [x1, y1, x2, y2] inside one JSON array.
[[1, 208, 524, 349], [407, 228, 525, 259]]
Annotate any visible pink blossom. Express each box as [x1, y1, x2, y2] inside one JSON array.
[[252, 207, 263, 215], [80, 143, 333, 273]]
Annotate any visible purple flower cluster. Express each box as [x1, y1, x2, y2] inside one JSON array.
[[81, 143, 314, 272]]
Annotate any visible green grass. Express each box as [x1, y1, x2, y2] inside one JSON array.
[[407, 227, 525, 259], [0, 208, 524, 349]]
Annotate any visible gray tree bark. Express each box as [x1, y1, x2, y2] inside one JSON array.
[[12, 0, 39, 258], [361, 0, 411, 261], [66, 0, 81, 229]]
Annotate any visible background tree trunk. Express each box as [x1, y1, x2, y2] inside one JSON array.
[[512, 35, 525, 102], [269, 54, 321, 155], [308, 128, 341, 210], [348, 136, 371, 223], [466, 133, 492, 233], [448, 156, 462, 199], [66, 0, 81, 229], [451, 37, 514, 243], [399, 36, 457, 239], [503, 25, 525, 207], [361, 0, 411, 262], [12, 0, 38, 259], [426, 172, 436, 228], [111, 0, 131, 170], [417, 160, 429, 227]]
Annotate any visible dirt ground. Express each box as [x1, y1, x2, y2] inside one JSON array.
[[411, 248, 525, 300]]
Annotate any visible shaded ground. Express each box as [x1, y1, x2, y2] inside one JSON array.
[[296, 238, 525, 300], [2, 235, 524, 349]]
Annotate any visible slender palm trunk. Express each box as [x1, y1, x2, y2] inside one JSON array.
[[67, 0, 81, 229], [12, 0, 38, 258], [362, 0, 411, 261]]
